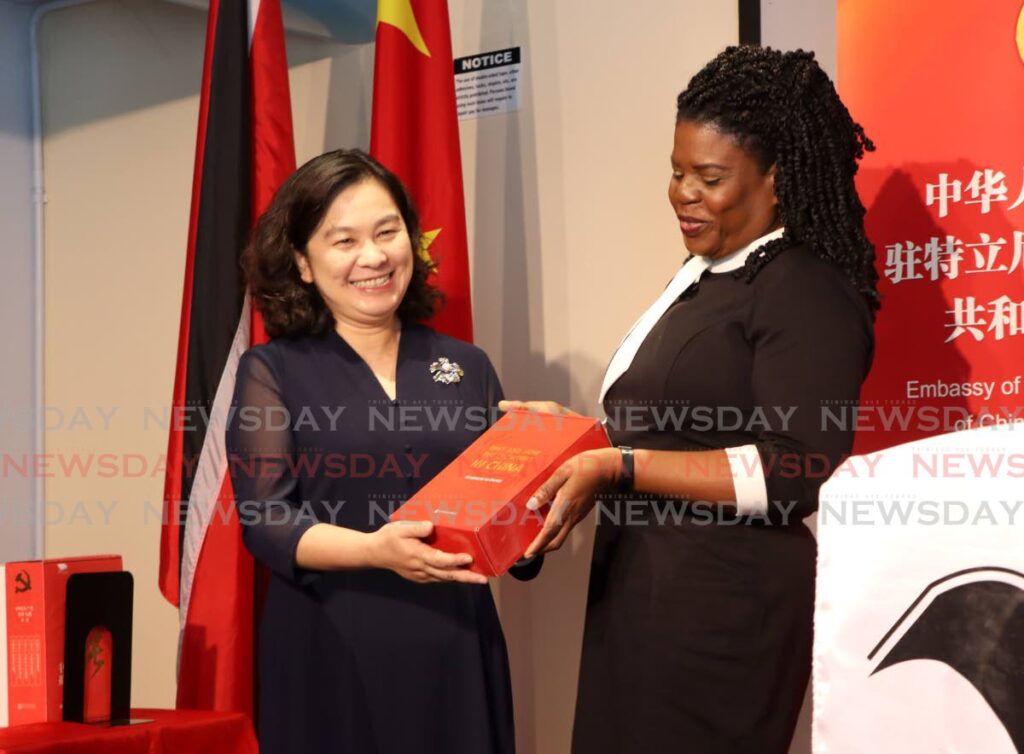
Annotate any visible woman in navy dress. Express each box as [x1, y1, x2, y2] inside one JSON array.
[[227, 149, 537, 754]]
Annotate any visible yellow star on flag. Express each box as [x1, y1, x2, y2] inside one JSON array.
[[419, 228, 441, 269], [377, 0, 431, 58]]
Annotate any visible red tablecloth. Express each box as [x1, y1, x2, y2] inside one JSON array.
[[0, 708, 258, 754]]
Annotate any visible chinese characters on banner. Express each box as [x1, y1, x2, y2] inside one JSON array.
[[839, 0, 1024, 454], [812, 4, 1024, 754], [887, 170, 1024, 343]]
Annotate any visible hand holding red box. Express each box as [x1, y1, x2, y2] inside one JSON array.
[[391, 409, 610, 576]]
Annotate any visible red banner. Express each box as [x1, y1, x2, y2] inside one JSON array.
[[839, 0, 1024, 453]]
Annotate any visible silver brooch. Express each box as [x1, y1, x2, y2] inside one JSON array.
[[429, 357, 464, 385]]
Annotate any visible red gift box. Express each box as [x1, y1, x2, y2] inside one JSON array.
[[391, 410, 610, 576], [0, 555, 122, 727]]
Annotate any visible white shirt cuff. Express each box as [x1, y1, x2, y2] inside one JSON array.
[[725, 444, 768, 516]]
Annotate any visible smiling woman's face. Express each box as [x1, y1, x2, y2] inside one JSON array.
[[295, 178, 414, 330], [668, 119, 780, 260]]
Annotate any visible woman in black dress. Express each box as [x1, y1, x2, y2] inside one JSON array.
[[227, 149, 537, 754], [503, 46, 879, 752]]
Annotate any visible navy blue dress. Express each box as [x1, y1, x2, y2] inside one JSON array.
[[227, 323, 530, 754]]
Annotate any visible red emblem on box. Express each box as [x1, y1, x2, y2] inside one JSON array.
[[0, 555, 122, 726]]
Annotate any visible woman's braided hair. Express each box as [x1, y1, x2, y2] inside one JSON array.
[[677, 45, 880, 312]]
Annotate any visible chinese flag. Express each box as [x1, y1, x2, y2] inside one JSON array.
[[158, 0, 295, 717], [371, 0, 473, 342]]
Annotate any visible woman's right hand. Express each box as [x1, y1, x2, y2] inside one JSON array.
[[369, 521, 488, 585], [498, 399, 580, 416]]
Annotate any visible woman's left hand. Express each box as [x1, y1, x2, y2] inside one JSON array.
[[523, 447, 621, 558]]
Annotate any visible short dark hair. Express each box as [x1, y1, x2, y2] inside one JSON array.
[[243, 148, 442, 338], [677, 45, 880, 313]]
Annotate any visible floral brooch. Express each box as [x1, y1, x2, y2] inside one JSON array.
[[429, 357, 464, 385]]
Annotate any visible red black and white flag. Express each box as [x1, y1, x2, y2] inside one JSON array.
[[158, 0, 295, 717]]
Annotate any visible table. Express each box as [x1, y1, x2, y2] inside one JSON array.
[[0, 708, 258, 754]]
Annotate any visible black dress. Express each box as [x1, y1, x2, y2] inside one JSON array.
[[572, 246, 874, 754], [227, 322, 535, 754]]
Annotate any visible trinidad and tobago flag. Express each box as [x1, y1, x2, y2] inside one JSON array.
[[158, 0, 295, 717], [371, 0, 473, 342]]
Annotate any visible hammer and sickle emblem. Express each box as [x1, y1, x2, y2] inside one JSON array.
[[14, 570, 31, 593]]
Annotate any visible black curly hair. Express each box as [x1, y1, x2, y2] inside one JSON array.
[[677, 45, 880, 312]]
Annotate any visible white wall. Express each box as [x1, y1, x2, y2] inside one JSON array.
[[0, 1, 40, 565], [762, 0, 836, 77], [450, 4, 737, 751]]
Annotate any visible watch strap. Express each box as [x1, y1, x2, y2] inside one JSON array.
[[615, 446, 635, 493]]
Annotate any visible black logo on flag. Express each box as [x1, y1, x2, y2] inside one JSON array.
[[869, 566, 1024, 752], [14, 569, 31, 593]]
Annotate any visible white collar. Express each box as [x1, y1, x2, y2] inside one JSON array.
[[704, 226, 786, 273]]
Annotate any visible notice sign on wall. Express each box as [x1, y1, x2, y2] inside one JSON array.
[[454, 47, 521, 121]]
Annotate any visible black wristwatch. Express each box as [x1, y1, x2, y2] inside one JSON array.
[[615, 446, 635, 493]]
